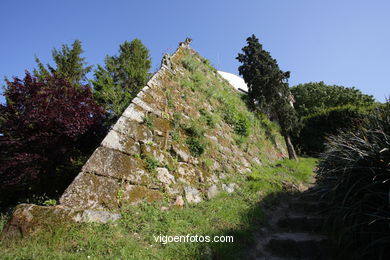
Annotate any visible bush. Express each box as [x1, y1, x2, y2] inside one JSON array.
[[295, 105, 372, 155], [291, 81, 375, 118], [316, 102, 390, 259], [0, 72, 105, 206]]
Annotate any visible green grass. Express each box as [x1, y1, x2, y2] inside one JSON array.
[[181, 55, 199, 72], [0, 158, 317, 260], [247, 158, 318, 192]]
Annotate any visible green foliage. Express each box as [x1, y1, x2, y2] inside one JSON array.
[[143, 114, 154, 129], [199, 109, 216, 128], [184, 121, 208, 157], [186, 136, 207, 157], [222, 104, 251, 136], [237, 34, 299, 159], [171, 112, 182, 129], [169, 112, 182, 142], [236, 35, 291, 111], [180, 78, 195, 91], [190, 72, 205, 87], [234, 135, 247, 147], [92, 39, 151, 125], [43, 199, 57, 206], [316, 102, 390, 259], [181, 55, 198, 72], [291, 81, 376, 118], [169, 129, 180, 141], [166, 91, 174, 108], [184, 121, 205, 138], [180, 72, 205, 92], [34, 40, 92, 86], [247, 158, 317, 192], [145, 156, 159, 172], [295, 105, 372, 155]]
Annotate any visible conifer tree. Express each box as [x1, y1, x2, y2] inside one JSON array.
[[34, 40, 92, 85], [237, 34, 299, 160], [92, 39, 151, 125]]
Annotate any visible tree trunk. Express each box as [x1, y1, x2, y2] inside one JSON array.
[[284, 134, 298, 160]]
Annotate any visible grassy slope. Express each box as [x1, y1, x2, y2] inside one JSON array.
[[0, 158, 317, 259]]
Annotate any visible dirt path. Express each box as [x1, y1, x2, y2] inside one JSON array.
[[247, 180, 336, 260]]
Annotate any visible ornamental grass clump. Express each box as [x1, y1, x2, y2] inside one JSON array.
[[317, 102, 390, 259]]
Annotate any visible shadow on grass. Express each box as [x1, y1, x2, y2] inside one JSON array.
[[204, 190, 295, 259], [207, 185, 342, 260]]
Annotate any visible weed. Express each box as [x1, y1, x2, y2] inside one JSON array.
[[202, 158, 213, 169], [222, 105, 251, 136], [181, 55, 199, 72], [170, 129, 180, 141], [184, 122, 205, 138], [145, 156, 159, 172], [200, 108, 216, 128], [186, 137, 208, 157], [43, 199, 57, 206], [144, 114, 154, 129], [171, 112, 182, 129], [166, 91, 174, 108], [145, 140, 154, 146], [181, 78, 196, 91]]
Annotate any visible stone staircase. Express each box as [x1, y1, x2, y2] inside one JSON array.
[[249, 188, 336, 260]]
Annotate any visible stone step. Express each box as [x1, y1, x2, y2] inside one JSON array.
[[289, 200, 329, 213], [277, 214, 324, 232], [266, 232, 330, 259], [295, 193, 322, 203]]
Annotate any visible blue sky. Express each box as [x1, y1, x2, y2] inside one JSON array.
[[1, 0, 389, 103]]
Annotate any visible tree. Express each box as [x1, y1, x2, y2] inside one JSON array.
[[291, 81, 375, 118], [0, 72, 105, 205], [92, 39, 151, 125], [33, 40, 92, 85], [237, 34, 299, 160]]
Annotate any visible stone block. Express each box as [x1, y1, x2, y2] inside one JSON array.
[[101, 130, 141, 155], [113, 117, 153, 143], [82, 146, 150, 184]]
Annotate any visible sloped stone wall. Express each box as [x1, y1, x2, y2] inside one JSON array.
[[59, 42, 287, 210]]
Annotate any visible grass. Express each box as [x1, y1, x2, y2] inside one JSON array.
[[181, 55, 199, 72], [0, 157, 317, 259], [316, 103, 390, 259], [247, 158, 317, 192]]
